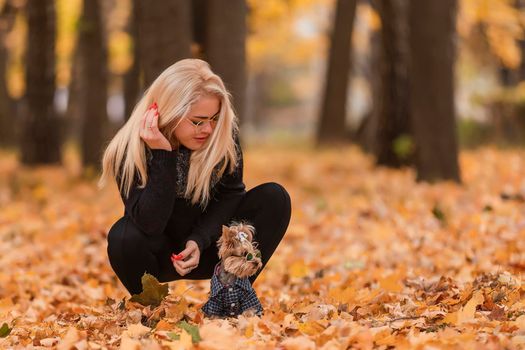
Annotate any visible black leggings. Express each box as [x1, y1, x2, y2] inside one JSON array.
[[106, 182, 292, 295]]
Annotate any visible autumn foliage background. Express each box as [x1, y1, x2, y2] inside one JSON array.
[[1, 0, 525, 349]]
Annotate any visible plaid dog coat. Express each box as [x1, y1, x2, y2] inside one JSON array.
[[201, 263, 263, 317]]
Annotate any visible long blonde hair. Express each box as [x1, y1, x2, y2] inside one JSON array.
[[98, 58, 240, 208]]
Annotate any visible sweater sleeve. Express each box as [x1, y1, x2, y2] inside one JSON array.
[[117, 148, 179, 236], [185, 135, 246, 253]]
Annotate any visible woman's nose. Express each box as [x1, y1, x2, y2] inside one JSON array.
[[201, 121, 213, 134]]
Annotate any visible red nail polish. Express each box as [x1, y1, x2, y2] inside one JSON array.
[[153, 102, 158, 109]]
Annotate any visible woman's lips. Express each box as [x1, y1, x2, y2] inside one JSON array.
[[194, 137, 208, 142]]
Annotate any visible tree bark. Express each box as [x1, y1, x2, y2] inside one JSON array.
[[135, 0, 192, 87], [409, 0, 461, 182], [123, 0, 141, 121], [0, 0, 17, 148], [78, 0, 108, 170], [316, 0, 357, 145], [203, 0, 247, 125], [192, 0, 207, 58], [20, 0, 61, 165], [373, 0, 412, 167]]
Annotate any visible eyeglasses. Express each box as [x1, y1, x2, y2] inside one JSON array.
[[231, 250, 261, 261], [186, 112, 220, 132]]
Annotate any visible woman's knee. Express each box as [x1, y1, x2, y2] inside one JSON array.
[[243, 182, 292, 234], [253, 182, 291, 214]]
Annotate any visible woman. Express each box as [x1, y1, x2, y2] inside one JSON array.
[[98, 59, 292, 296]]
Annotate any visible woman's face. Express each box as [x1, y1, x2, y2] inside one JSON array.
[[174, 95, 221, 151]]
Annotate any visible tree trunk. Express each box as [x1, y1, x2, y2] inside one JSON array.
[[409, 0, 461, 182], [203, 0, 247, 125], [78, 0, 108, 170], [123, 0, 141, 121], [374, 0, 412, 167], [135, 0, 192, 87], [356, 23, 381, 153], [192, 0, 207, 58], [20, 0, 61, 165], [316, 0, 357, 145], [0, 0, 17, 148]]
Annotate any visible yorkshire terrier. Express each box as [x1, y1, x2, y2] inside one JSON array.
[[201, 221, 264, 318]]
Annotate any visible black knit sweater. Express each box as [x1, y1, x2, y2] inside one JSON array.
[[117, 135, 245, 253]]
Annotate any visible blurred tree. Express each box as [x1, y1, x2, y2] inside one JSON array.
[[135, 0, 191, 87], [358, 0, 412, 166], [0, 0, 17, 148], [123, 0, 140, 121], [203, 0, 247, 124], [409, 0, 461, 182], [77, 0, 108, 170], [20, 0, 61, 164], [192, 0, 207, 57], [317, 0, 357, 145], [371, 0, 412, 167]]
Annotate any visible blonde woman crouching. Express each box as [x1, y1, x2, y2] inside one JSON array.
[[98, 58, 292, 296]]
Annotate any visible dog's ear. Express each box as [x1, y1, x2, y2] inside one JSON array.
[[221, 225, 238, 246]]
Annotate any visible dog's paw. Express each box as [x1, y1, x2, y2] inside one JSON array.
[[241, 308, 262, 318]]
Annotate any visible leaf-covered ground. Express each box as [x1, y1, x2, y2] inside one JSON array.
[[0, 144, 525, 349]]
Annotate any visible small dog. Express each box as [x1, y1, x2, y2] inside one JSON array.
[[201, 222, 264, 318]]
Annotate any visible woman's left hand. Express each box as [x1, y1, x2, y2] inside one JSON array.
[[172, 240, 200, 276]]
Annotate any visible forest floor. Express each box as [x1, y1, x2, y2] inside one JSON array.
[[0, 143, 524, 349]]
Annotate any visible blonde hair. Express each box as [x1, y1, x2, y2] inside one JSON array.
[[98, 58, 240, 208]]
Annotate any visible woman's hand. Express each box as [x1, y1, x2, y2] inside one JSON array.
[[140, 102, 172, 151], [171, 240, 200, 276]]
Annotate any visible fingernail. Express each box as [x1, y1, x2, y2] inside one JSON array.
[[153, 102, 158, 109]]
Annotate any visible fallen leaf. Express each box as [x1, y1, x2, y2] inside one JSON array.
[[129, 273, 169, 307], [176, 320, 201, 343]]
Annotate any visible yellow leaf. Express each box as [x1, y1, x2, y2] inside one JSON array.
[[297, 320, 325, 336], [122, 323, 151, 339], [56, 327, 81, 350], [0, 297, 14, 318], [442, 311, 458, 324], [155, 320, 173, 331], [289, 260, 309, 278], [180, 329, 193, 348], [166, 297, 189, 322], [244, 322, 254, 338], [378, 274, 403, 293], [457, 290, 484, 324], [328, 286, 356, 304]]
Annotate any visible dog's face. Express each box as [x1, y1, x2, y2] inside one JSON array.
[[216, 223, 262, 278]]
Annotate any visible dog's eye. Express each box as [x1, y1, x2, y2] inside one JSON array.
[[246, 253, 253, 261]]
